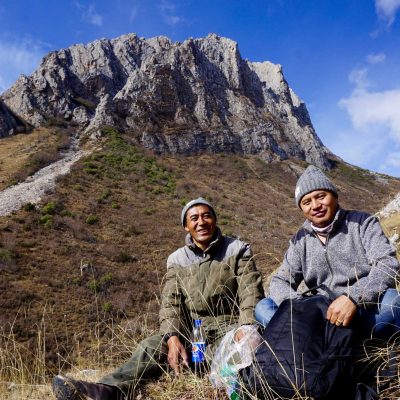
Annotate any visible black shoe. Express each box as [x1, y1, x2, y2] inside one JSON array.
[[52, 375, 123, 400]]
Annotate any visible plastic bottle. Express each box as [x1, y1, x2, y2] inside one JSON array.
[[219, 363, 240, 399], [191, 319, 206, 374]]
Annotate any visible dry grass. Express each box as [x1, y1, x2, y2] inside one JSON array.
[[380, 212, 400, 260], [0, 127, 399, 398], [0, 309, 398, 399], [381, 212, 400, 238], [0, 129, 54, 189], [0, 128, 70, 190]]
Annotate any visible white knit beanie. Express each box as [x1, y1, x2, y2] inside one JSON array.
[[181, 197, 217, 226]]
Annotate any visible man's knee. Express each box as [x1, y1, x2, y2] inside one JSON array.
[[380, 289, 400, 318], [255, 297, 278, 327]]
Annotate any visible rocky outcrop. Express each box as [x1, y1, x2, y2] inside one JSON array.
[[377, 191, 400, 218], [0, 99, 29, 138], [2, 33, 332, 168]]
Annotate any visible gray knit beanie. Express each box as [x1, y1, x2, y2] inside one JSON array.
[[295, 165, 337, 207], [181, 197, 217, 226]]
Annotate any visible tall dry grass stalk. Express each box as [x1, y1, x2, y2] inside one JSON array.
[[0, 259, 399, 399], [0, 307, 398, 399]]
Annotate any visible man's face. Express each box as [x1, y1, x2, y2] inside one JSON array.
[[184, 205, 217, 250], [299, 190, 338, 228]]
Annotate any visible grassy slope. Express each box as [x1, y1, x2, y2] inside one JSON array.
[[0, 128, 67, 190], [0, 127, 399, 390]]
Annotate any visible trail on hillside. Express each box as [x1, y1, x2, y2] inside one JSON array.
[[0, 141, 88, 216]]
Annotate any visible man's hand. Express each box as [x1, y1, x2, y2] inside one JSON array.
[[326, 295, 357, 327], [167, 335, 189, 376]]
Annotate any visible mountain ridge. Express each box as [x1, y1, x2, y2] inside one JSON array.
[[2, 33, 332, 168]]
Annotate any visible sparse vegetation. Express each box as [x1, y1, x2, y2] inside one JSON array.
[[72, 96, 97, 110], [85, 214, 98, 225], [39, 214, 53, 226], [0, 246, 15, 267], [0, 128, 67, 190], [41, 202, 56, 215], [0, 127, 399, 397], [23, 202, 36, 211]]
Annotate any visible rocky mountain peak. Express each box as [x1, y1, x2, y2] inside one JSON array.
[[1, 33, 333, 168]]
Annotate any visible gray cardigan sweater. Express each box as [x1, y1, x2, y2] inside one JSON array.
[[270, 208, 399, 308]]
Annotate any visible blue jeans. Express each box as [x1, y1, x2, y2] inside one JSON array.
[[255, 289, 400, 339]]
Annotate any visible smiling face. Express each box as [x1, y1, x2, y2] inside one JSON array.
[[184, 204, 217, 250], [299, 190, 338, 228]]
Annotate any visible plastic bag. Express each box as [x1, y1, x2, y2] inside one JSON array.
[[209, 325, 263, 398]]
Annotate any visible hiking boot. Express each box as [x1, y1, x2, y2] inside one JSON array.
[[52, 375, 123, 400]]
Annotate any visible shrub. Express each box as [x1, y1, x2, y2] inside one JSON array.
[[83, 161, 100, 175], [88, 274, 113, 293], [0, 248, 14, 264], [41, 202, 56, 215], [115, 252, 131, 263], [111, 202, 120, 209], [73, 97, 96, 110], [86, 215, 98, 225], [88, 280, 99, 293], [99, 273, 113, 285], [97, 189, 112, 203], [123, 225, 142, 237], [23, 203, 36, 212], [60, 209, 73, 217], [39, 214, 53, 227]]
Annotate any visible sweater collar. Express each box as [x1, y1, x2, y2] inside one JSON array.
[[303, 207, 345, 234], [185, 227, 223, 253]]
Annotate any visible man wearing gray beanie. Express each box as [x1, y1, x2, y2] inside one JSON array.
[[53, 197, 263, 400], [255, 165, 400, 339]]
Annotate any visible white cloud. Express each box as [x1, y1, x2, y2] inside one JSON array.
[[0, 37, 45, 93], [339, 88, 400, 141], [75, 2, 103, 27], [375, 0, 400, 26], [348, 68, 370, 90], [335, 60, 400, 176], [366, 52, 386, 64], [158, 0, 185, 26]]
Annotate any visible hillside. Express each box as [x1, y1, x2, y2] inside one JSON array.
[[0, 126, 399, 378], [0, 32, 399, 398]]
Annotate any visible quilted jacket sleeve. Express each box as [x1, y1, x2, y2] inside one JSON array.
[[159, 262, 183, 336], [236, 243, 264, 325]]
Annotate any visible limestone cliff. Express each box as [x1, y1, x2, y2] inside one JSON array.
[[0, 100, 29, 138], [2, 33, 332, 168]]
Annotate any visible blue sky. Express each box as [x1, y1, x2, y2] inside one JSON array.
[[0, 1, 400, 177]]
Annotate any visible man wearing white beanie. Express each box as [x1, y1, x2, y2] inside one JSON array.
[[53, 197, 263, 400], [256, 165, 400, 338]]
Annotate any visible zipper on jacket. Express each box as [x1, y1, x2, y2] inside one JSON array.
[[323, 237, 335, 293], [314, 232, 335, 295]]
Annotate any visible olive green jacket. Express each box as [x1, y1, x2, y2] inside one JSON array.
[[159, 229, 264, 337]]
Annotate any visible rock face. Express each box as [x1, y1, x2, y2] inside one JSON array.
[[2, 33, 332, 168], [0, 100, 29, 138]]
